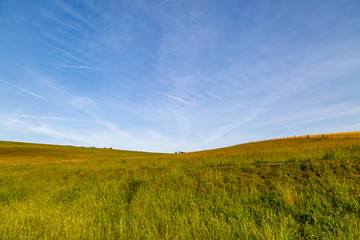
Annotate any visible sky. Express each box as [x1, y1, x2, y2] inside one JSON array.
[[0, 0, 359, 153]]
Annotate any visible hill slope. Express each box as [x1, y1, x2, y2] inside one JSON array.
[[0, 141, 163, 165], [0, 132, 360, 239]]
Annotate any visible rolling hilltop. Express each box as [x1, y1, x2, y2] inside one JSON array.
[[1, 132, 360, 239]]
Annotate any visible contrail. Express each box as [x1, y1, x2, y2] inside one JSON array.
[[0, 79, 46, 100], [154, 90, 195, 106], [0, 114, 90, 122], [60, 65, 103, 70]]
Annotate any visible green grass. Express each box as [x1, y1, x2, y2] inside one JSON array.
[[0, 133, 360, 239]]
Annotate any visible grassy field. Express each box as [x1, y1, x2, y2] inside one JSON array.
[[1, 132, 360, 239]]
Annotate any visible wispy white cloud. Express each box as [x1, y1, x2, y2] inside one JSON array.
[[97, 121, 132, 138], [0, 79, 46, 100], [0, 114, 93, 123], [272, 106, 360, 131], [51, 45, 89, 66], [1, 1, 359, 152], [55, 0, 94, 29], [60, 65, 103, 70], [0, 113, 131, 138], [14, 86, 46, 100], [153, 90, 195, 106], [31, 125, 93, 144], [0, 113, 175, 152], [202, 114, 258, 145]]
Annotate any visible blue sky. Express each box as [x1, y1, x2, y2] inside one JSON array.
[[1, 0, 359, 152]]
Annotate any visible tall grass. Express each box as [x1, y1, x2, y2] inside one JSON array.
[[0, 134, 360, 239]]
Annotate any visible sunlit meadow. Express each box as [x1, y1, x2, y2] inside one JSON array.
[[0, 132, 360, 239]]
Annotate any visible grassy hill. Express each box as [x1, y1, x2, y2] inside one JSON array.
[[1, 132, 360, 239]]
